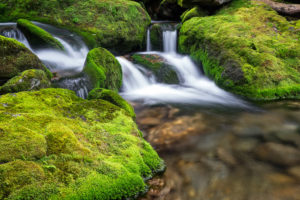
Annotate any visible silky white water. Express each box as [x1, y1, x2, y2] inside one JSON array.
[[118, 24, 248, 107], [0, 22, 89, 98]]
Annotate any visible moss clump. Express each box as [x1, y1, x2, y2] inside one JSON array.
[[180, 6, 208, 23], [83, 47, 122, 92], [179, 0, 300, 100], [150, 24, 163, 51], [0, 69, 51, 95], [0, 88, 163, 199], [0, 35, 50, 81], [17, 19, 64, 51], [88, 88, 136, 118], [132, 54, 180, 84], [0, 0, 150, 53]]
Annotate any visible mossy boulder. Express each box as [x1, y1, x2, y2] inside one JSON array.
[[83, 47, 122, 92], [17, 19, 64, 51], [0, 69, 51, 95], [0, 35, 50, 81], [180, 6, 208, 23], [150, 24, 163, 51], [0, 0, 151, 54], [158, 0, 185, 20], [88, 88, 136, 118], [132, 54, 180, 84], [179, 0, 300, 100], [178, 0, 232, 8], [0, 88, 163, 199]]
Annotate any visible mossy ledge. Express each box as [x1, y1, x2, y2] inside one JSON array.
[[17, 19, 64, 51], [179, 0, 300, 100], [0, 88, 164, 200], [0, 0, 151, 53]]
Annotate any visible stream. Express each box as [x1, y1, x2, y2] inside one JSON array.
[[1, 21, 300, 200]]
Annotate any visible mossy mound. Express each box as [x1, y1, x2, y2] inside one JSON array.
[[179, 0, 300, 100], [88, 88, 136, 118], [180, 6, 208, 23], [0, 69, 51, 95], [0, 0, 150, 53], [0, 88, 163, 199], [83, 47, 122, 92], [17, 19, 64, 51], [0, 35, 50, 81], [132, 54, 180, 84]]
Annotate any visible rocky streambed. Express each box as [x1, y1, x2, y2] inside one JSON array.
[[134, 102, 300, 200]]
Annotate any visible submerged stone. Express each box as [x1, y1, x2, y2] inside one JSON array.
[[17, 19, 64, 51], [0, 88, 163, 199]]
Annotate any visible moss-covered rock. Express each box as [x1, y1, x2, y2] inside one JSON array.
[[0, 88, 163, 199], [83, 47, 122, 92], [17, 19, 64, 51], [0, 35, 50, 81], [0, 0, 151, 53], [178, 0, 232, 8], [132, 54, 180, 84], [179, 0, 300, 100], [180, 6, 208, 23], [158, 0, 185, 20], [88, 88, 136, 118], [150, 24, 163, 51], [0, 69, 51, 95]]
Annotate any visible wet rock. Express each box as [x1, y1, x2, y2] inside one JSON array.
[[216, 147, 238, 166], [131, 54, 180, 84], [287, 166, 300, 180], [255, 142, 300, 167], [150, 24, 163, 51]]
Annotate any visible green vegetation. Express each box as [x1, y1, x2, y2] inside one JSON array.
[[0, 0, 151, 53], [132, 54, 180, 84], [0, 35, 51, 80], [180, 6, 208, 23], [0, 88, 163, 199], [179, 0, 300, 100], [0, 69, 51, 95], [83, 47, 122, 92], [88, 88, 136, 119], [17, 19, 64, 50], [150, 24, 163, 51]]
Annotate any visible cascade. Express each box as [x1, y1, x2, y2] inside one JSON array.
[[118, 22, 248, 107]]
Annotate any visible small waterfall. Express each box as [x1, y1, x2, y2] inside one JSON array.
[[118, 22, 249, 107], [0, 22, 89, 98], [146, 28, 151, 52], [163, 29, 177, 53]]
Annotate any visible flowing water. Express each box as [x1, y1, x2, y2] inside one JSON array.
[[1, 20, 300, 200], [0, 22, 89, 98]]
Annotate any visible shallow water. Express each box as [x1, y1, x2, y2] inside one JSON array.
[[136, 102, 300, 200]]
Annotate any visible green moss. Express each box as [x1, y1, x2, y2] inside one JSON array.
[[0, 88, 163, 199], [0, 0, 151, 53], [88, 88, 136, 118], [0, 69, 51, 95], [132, 54, 180, 84], [181, 6, 208, 23], [0, 35, 50, 80], [17, 19, 64, 50], [83, 47, 122, 92], [150, 24, 163, 51], [179, 0, 300, 100]]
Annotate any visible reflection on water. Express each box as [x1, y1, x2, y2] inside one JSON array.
[[136, 101, 300, 200]]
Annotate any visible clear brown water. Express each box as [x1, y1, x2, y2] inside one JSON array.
[[135, 101, 300, 200]]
